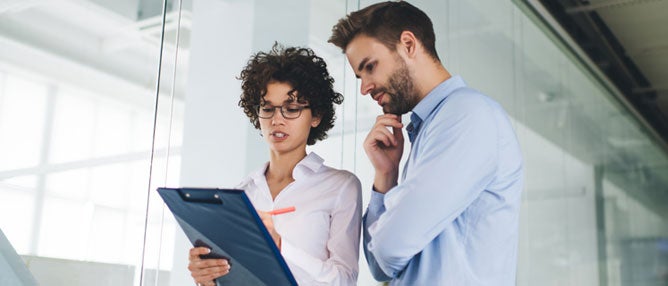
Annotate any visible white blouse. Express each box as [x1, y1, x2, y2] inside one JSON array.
[[236, 152, 362, 285]]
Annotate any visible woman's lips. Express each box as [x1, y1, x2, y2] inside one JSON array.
[[271, 131, 288, 141]]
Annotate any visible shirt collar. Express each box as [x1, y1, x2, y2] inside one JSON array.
[[293, 152, 324, 180], [249, 152, 324, 185], [411, 75, 467, 123]]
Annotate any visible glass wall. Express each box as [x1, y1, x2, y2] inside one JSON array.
[[1, 0, 666, 285], [148, 0, 668, 285], [0, 0, 179, 285]]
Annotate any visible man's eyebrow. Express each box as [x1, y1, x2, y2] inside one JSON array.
[[357, 57, 370, 73]]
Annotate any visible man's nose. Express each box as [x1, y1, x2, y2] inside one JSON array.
[[360, 78, 374, 96]]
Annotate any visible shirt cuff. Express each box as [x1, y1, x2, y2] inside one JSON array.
[[367, 188, 386, 218]]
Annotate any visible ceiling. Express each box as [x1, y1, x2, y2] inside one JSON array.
[[0, 0, 190, 103], [536, 0, 668, 149]]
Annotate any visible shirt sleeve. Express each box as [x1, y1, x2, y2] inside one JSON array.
[[362, 190, 392, 281], [280, 173, 362, 285], [366, 94, 500, 278]]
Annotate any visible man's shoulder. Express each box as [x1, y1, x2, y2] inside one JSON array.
[[420, 87, 507, 138], [445, 87, 496, 108], [430, 88, 499, 122]]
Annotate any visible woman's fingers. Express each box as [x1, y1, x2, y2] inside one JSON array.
[[189, 247, 211, 261], [190, 259, 231, 283], [189, 258, 228, 271]]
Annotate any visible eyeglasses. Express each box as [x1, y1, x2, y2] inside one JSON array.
[[257, 104, 310, 119]]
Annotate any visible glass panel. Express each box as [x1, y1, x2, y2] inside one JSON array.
[[510, 0, 668, 285], [0, 75, 47, 171], [147, 1, 668, 286], [61, 0, 668, 285], [3, 2, 665, 284], [0, 0, 167, 285], [0, 183, 35, 253]]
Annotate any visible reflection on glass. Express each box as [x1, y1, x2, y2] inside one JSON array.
[[1, 0, 667, 285], [0, 0, 173, 285], [149, 0, 668, 286]]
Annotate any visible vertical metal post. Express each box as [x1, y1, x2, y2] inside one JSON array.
[[594, 165, 608, 286]]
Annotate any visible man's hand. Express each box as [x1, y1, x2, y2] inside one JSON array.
[[187, 247, 230, 286], [257, 211, 282, 249], [364, 114, 404, 193]]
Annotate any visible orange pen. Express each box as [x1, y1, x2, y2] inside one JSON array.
[[267, 206, 296, 215]]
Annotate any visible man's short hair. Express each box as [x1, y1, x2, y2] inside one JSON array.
[[329, 1, 439, 61]]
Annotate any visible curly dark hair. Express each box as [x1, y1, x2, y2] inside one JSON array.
[[238, 43, 343, 145]]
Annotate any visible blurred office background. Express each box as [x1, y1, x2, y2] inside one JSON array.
[[0, 0, 666, 285]]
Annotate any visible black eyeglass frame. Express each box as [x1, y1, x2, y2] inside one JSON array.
[[256, 104, 311, 119]]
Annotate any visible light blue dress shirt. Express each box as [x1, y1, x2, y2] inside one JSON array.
[[363, 76, 524, 285]]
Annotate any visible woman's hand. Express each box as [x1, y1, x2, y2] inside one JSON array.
[[187, 247, 231, 285], [257, 210, 282, 249]]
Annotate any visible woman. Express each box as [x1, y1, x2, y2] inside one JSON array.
[[187, 44, 362, 286]]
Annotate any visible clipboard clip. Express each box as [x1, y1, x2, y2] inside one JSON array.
[[178, 188, 223, 204]]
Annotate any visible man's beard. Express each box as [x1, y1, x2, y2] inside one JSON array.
[[376, 61, 420, 115]]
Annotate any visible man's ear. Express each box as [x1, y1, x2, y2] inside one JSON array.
[[398, 31, 419, 59]]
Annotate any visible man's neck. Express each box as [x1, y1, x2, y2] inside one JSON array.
[[414, 59, 451, 101]]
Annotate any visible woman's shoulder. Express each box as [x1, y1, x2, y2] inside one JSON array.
[[314, 159, 357, 179], [318, 164, 361, 190], [307, 152, 356, 173], [300, 153, 362, 193]]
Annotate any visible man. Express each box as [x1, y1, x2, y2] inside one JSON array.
[[329, 1, 524, 285]]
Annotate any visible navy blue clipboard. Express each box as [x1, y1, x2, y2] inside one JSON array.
[[157, 187, 298, 286]]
